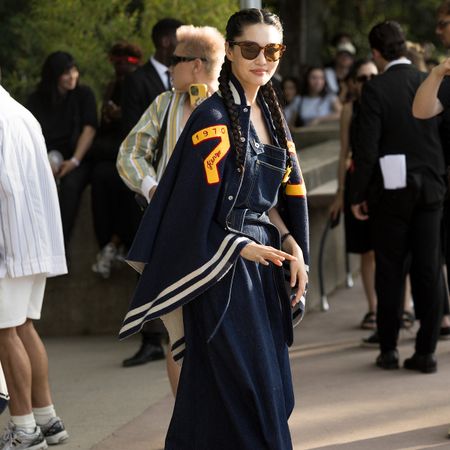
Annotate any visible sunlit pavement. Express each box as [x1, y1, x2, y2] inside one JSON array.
[[1, 276, 449, 449]]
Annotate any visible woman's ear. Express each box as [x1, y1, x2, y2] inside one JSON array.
[[225, 42, 234, 62]]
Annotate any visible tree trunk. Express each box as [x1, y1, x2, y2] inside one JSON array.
[[278, 0, 324, 79]]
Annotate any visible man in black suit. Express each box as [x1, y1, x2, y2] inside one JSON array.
[[121, 18, 183, 135], [350, 21, 446, 373], [121, 17, 183, 368]]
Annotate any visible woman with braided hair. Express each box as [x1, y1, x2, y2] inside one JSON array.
[[119, 8, 309, 449]]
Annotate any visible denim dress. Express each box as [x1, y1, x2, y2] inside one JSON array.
[[165, 124, 295, 450]]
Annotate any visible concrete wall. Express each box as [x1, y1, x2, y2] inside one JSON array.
[[36, 190, 137, 336], [37, 123, 352, 336]]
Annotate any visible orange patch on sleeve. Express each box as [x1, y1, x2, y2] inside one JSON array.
[[286, 183, 306, 197]]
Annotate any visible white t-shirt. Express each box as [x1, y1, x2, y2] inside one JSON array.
[[0, 86, 67, 278], [296, 93, 337, 125]]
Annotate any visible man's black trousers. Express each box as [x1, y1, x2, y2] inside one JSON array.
[[371, 188, 444, 355]]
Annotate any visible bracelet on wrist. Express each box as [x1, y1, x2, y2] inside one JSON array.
[[281, 232, 292, 245], [70, 156, 80, 167]]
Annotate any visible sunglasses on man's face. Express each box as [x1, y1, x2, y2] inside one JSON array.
[[169, 55, 207, 67], [356, 74, 376, 83], [229, 41, 286, 62]]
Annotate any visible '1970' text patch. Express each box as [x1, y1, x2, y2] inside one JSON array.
[[192, 125, 230, 184]]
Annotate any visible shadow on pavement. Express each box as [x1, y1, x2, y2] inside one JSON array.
[[305, 424, 450, 450]]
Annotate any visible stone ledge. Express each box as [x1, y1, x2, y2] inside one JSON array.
[[299, 140, 339, 191], [292, 122, 339, 149], [308, 179, 338, 208]]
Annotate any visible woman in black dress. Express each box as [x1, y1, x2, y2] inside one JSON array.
[[330, 59, 378, 329], [28, 51, 97, 248]]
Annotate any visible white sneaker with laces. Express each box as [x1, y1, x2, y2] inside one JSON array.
[[0, 422, 47, 450], [91, 243, 117, 279], [39, 417, 68, 445]]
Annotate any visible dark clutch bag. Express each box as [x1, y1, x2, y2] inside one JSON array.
[[282, 261, 306, 325]]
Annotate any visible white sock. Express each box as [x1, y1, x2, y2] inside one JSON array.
[[11, 413, 36, 433], [33, 404, 56, 426]]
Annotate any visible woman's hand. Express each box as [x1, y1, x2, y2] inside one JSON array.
[[240, 242, 296, 267], [351, 201, 369, 221], [103, 101, 121, 123], [57, 159, 78, 178], [329, 190, 344, 221], [287, 244, 308, 307], [432, 58, 450, 78]]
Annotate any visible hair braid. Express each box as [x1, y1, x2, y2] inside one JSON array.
[[261, 81, 289, 156], [218, 57, 245, 167]]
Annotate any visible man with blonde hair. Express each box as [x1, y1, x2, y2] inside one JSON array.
[[118, 24, 225, 392], [121, 17, 183, 368]]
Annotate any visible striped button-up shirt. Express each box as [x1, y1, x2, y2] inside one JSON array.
[[0, 86, 67, 278], [117, 90, 188, 202]]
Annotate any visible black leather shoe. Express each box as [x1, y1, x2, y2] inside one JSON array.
[[122, 342, 165, 367], [375, 350, 399, 370], [403, 353, 437, 374]]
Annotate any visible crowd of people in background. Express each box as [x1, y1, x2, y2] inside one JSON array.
[[12, 3, 450, 367], [3, 1, 450, 448]]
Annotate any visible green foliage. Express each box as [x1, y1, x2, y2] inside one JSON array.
[[1, 0, 238, 103], [322, 0, 445, 60]]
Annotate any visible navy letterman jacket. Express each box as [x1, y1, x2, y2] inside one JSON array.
[[119, 76, 310, 363]]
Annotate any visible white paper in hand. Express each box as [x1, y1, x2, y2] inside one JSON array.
[[379, 154, 407, 189]]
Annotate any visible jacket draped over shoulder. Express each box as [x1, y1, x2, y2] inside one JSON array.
[[119, 77, 309, 363]]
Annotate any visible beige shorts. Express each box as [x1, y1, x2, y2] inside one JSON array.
[[0, 274, 46, 329]]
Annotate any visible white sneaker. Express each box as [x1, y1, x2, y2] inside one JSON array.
[[92, 243, 117, 279], [0, 422, 47, 450], [39, 417, 68, 445]]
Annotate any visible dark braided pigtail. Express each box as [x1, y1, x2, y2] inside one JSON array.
[[261, 81, 290, 156], [218, 57, 245, 168]]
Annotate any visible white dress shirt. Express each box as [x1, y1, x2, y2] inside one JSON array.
[[384, 57, 412, 72], [0, 86, 67, 278], [150, 56, 171, 90]]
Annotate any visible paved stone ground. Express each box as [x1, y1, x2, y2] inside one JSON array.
[[1, 276, 450, 449]]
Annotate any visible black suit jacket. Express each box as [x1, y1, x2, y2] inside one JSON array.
[[121, 60, 167, 135], [351, 64, 446, 207]]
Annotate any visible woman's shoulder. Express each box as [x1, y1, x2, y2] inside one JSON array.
[[74, 84, 96, 101], [324, 92, 338, 103], [188, 93, 229, 127]]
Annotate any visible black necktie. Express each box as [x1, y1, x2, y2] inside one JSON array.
[[166, 70, 172, 90]]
